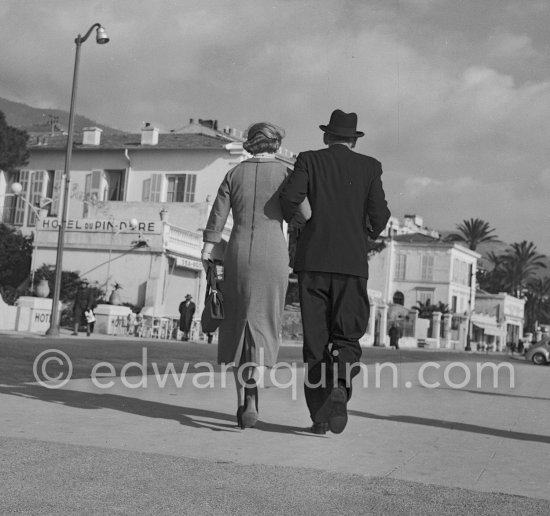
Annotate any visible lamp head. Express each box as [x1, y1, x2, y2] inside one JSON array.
[[129, 218, 139, 229], [10, 182, 23, 195], [96, 26, 109, 44]]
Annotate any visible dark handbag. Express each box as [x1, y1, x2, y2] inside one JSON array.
[[200, 260, 224, 333]]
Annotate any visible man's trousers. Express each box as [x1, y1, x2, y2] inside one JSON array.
[[298, 271, 370, 421]]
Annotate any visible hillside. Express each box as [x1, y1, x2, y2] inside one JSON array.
[[0, 96, 122, 135]]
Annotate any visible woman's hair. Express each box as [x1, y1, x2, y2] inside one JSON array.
[[243, 122, 285, 155]]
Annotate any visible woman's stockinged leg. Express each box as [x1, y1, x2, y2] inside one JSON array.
[[241, 364, 259, 428], [233, 367, 245, 408], [233, 365, 258, 429]]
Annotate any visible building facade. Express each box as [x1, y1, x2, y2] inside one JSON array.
[[368, 230, 481, 349], [368, 233, 480, 314], [0, 120, 295, 321], [475, 291, 525, 350]]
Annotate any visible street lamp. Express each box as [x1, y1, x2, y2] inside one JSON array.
[[465, 263, 475, 352], [46, 23, 110, 336]]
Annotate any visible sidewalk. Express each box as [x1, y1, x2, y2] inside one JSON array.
[[1, 348, 549, 513], [0, 328, 507, 354]]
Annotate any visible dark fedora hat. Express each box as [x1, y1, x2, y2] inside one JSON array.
[[320, 109, 364, 138]]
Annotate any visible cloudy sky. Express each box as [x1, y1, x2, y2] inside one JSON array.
[[2, 0, 550, 253]]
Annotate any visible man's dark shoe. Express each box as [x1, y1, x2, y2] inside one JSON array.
[[309, 422, 329, 434], [328, 385, 348, 434]]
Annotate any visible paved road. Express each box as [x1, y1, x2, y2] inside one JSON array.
[[1, 332, 549, 515]]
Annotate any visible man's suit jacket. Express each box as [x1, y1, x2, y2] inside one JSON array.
[[280, 144, 390, 278]]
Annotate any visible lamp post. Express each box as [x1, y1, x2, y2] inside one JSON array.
[[46, 23, 109, 336], [465, 262, 475, 352]]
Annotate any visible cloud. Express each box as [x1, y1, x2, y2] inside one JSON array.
[[1, 0, 550, 252], [486, 31, 539, 60]]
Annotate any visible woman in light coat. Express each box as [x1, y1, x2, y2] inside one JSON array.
[[202, 122, 308, 429]]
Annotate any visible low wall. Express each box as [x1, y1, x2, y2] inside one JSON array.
[[0, 294, 17, 330]]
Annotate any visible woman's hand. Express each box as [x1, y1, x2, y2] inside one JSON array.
[[201, 243, 214, 272]]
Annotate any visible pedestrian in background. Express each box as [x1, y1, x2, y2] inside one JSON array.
[[179, 294, 196, 341], [389, 322, 401, 350], [72, 281, 94, 336]]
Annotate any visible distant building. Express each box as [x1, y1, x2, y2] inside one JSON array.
[[369, 232, 479, 314], [0, 119, 295, 321], [368, 222, 480, 349], [369, 215, 525, 350], [475, 291, 525, 350], [382, 214, 440, 239]]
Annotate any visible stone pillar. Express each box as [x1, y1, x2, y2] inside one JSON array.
[[408, 310, 418, 342], [443, 313, 452, 349], [94, 304, 132, 335], [14, 296, 62, 334], [380, 304, 389, 347], [432, 311, 442, 348], [367, 301, 376, 345]]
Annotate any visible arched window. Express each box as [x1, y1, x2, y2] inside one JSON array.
[[393, 291, 404, 305]]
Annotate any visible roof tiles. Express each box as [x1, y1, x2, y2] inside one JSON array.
[[28, 131, 233, 151]]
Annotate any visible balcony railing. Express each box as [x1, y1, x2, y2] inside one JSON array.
[[164, 224, 202, 257]]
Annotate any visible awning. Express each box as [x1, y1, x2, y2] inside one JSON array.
[[473, 323, 500, 336]]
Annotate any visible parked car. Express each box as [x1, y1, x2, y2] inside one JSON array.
[[525, 338, 550, 365]]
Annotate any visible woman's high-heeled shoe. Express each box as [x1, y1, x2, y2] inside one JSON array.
[[236, 405, 245, 429], [241, 379, 259, 428]]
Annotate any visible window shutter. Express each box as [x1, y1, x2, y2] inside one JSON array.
[[421, 254, 434, 281], [142, 178, 151, 202], [185, 174, 197, 202], [90, 170, 105, 202], [150, 174, 163, 202], [13, 170, 30, 225], [28, 170, 46, 226], [50, 170, 63, 216]]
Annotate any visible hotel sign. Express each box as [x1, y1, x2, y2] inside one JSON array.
[[39, 218, 160, 234]]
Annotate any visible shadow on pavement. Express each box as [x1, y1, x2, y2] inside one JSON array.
[[348, 410, 550, 444], [0, 383, 319, 437], [434, 387, 550, 402]]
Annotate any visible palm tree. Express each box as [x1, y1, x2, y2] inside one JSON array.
[[477, 250, 507, 292], [446, 218, 498, 251], [500, 241, 547, 297], [412, 300, 432, 318], [412, 300, 449, 319], [524, 277, 550, 332]]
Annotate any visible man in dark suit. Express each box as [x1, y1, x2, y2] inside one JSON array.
[[280, 109, 391, 434], [179, 294, 196, 341], [72, 282, 95, 337]]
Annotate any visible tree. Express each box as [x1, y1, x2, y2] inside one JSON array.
[[0, 110, 30, 173], [500, 241, 547, 297], [367, 239, 386, 258], [0, 223, 33, 289], [524, 277, 550, 332], [477, 250, 507, 293], [446, 218, 498, 251], [412, 300, 449, 319]]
